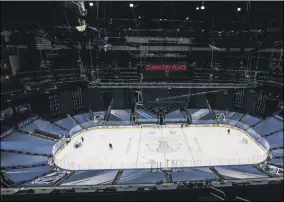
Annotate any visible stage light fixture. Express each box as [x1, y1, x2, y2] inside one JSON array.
[[76, 25, 87, 32], [89, 2, 93, 7], [237, 7, 241, 11], [196, 6, 200, 10], [186, 17, 189, 20], [129, 3, 134, 8], [201, 5, 205, 10]]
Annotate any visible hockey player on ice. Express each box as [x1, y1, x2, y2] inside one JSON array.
[[109, 143, 113, 150], [81, 137, 84, 142], [227, 129, 230, 134]]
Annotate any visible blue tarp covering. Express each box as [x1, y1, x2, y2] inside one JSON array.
[[229, 112, 244, 121], [119, 170, 165, 184], [61, 170, 118, 185], [1, 142, 53, 154], [172, 167, 218, 181], [241, 115, 261, 126], [33, 120, 64, 137], [73, 113, 90, 124], [1, 153, 48, 167], [272, 149, 283, 157], [55, 118, 77, 130], [271, 158, 283, 165], [265, 132, 283, 148], [3, 132, 54, 146], [137, 109, 156, 119], [6, 166, 52, 182], [253, 117, 283, 136]]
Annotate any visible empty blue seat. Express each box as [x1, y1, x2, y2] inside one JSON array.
[[21, 122, 39, 133], [1, 153, 48, 167], [73, 113, 90, 124], [1, 142, 53, 154], [119, 170, 165, 184], [241, 115, 261, 127], [6, 166, 52, 183], [137, 109, 155, 119], [214, 166, 268, 179], [272, 149, 283, 158], [110, 110, 131, 121], [33, 120, 64, 137], [230, 112, 244, 121], [3, 132, 55, 146], [271, 158, 283, 165], [55, 118, 77, 130], [61, 170, 118, 185], [108, 114, 122, 121], [199, 113, 214, 120], [253, 117, 283, 135], [165, 110, 181, 119], [172, 167, 217, 182], [187, 109, 201, 115], [265, 132, 283, 148]]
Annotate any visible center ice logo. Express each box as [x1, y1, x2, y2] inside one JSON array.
[[146, 137, 181, 153]]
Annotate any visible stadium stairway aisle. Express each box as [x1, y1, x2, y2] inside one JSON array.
[[5, 166, 52, 183]]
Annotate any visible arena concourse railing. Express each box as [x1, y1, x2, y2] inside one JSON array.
[[52, 119, 270, 170]]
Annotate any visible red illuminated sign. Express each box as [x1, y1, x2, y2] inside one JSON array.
[[146, 64, 187, 71]]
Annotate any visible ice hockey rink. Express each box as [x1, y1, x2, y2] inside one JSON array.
[[54, 125, 268, 170]]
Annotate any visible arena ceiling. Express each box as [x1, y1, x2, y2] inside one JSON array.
[[0, 1, 283, 96], [1, 1, 283, 26]]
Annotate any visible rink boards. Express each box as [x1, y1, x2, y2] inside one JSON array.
[[54, 125, 269, 170]]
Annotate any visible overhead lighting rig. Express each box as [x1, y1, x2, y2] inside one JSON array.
[[89, 82, 256, 89]]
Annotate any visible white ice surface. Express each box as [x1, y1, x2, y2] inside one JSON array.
[[55, 126, 267, 170]]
